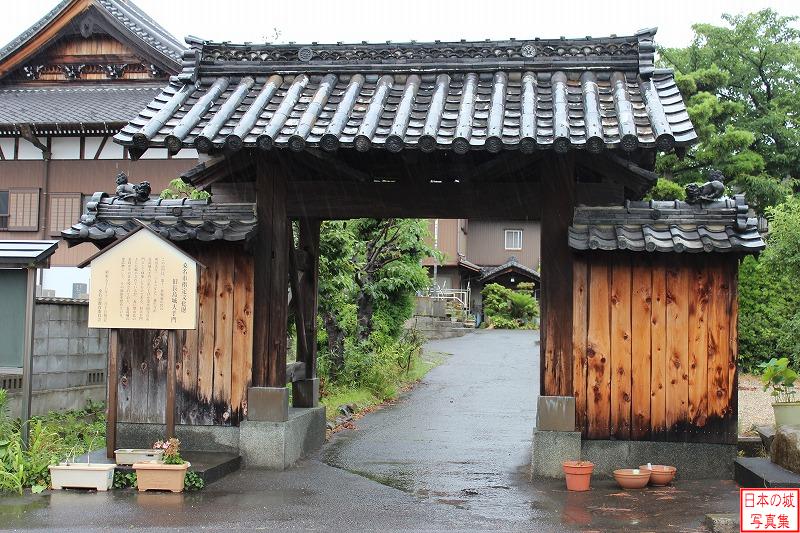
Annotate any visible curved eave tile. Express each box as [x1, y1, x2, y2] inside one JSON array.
[[114, 68, 697, 157]]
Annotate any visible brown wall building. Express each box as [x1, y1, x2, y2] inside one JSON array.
[[0, 0, 196, 296], [423, 218, 541, 314]]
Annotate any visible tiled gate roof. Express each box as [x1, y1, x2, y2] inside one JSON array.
[[568, 196, 765, 253], [61, 192, 257, 245], [115, 29, 697, 158]]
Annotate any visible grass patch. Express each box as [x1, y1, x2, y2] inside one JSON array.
[[320, 348, 446, 421]]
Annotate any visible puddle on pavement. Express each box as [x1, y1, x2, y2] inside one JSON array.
[[0, 497, 47, 521]]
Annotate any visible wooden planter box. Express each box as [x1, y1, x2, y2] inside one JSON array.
[[50, 463, 116, 491], [114, 449, 164, 465], [133, 462, 190, 493]]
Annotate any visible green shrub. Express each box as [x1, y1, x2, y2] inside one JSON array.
[[184, 471, 204, 491], [0, 395, 107, 493], [481, 283, 540, 330], [114, 471, 137, 489], [159, 178, 211, 200], [738, 196, 800, 372], [644, 178, 687, 201]]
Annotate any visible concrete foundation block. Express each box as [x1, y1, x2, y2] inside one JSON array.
[[530, 428, 581, 479], [116, 423, 240, 454], [248, 386, 289, 422], [292, 378, 320, 408], [239, 407, 326, 470], [582, 440, 737, 479], [536, 396, 576, 432]]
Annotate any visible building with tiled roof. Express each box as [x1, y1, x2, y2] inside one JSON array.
[[0, 0, 198, 296]]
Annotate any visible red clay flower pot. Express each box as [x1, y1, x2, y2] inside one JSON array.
[[640, 464, 676, 486], [562, 460, 594, 492], [613, 468, 651, 489]]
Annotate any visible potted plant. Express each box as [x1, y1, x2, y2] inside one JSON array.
[[562, 460, 594, 491], [760, 357, 800, 428], [133, 438, 190, 493], [114, 448, 164, 466], [50, 431, 116, 491]]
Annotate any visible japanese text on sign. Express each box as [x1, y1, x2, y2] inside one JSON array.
[[741, 488, 800, 532], [87, 229, 198, 330]]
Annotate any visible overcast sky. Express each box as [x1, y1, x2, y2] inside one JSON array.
[[2, 0, 799, 50]]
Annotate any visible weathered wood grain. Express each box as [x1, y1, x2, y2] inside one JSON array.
[[231, 250, 254, 424], [540, 154, 576, 397], [572, 257, 589, 436], [726, 261, 739, 444], [586, 260, 611, 439], [106, 330, 118, 459], [650, 264, 667, 440], [665, 260, 689, 440], [707, 262, 729, 441], [213, 247, 235, 423], [166, 330, 176, 438], [196, 252, 217, 406], [631, 262, 652, 440], [610, 258, 632, 440], [688, 257, 709, 430], [146, 330, 167, 424]]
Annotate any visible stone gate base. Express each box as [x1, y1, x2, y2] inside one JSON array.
[[530, 428, 736, 480], [581, 440, 736, 479], [239, 407, 326, 469], [529, 396, 736, 480], [115, 406, 326, 470]]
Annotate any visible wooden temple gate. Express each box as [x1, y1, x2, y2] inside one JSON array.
[[62, 29, 765, 453]]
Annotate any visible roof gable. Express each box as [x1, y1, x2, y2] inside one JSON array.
[[0, 0, 183, 79]]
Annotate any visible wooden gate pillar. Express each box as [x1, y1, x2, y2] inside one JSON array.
[[540, 154, 576, 397], [251, 155, 289, 418], [290, 218, 321, 407]]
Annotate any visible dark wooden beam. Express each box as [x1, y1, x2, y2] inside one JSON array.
[[540, 154, 577, 397], [298, 218, 320, 379], [166, 329, 176, 438], [106, 329, 118, 459], [576, 151, 657, 199], [287, 221, 309, 373], [286, 180, 542, 219], [252, 155, 289, 388], [462, 150, 544, 183]]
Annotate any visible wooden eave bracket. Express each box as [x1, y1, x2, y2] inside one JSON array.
[[18, 123, 50, 159]]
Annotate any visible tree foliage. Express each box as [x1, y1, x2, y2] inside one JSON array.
[[316, 219, 433, 385], [644, 178, 687, 201], [481, 283, 539, 330], [159, 178, 211, 200], [658, 9, 798, 211], [739, 196, 800, 371]]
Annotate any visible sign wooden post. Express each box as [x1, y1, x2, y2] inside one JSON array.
[[80, 224, 201, 458]]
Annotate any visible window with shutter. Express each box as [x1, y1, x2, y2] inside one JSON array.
[[8, 189, 39, 231], [49, 193, 82, 236]]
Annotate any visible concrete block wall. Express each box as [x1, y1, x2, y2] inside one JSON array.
[[5, 299, 108, 417]]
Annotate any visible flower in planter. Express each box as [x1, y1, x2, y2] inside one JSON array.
[[152, 438, 184, 465]]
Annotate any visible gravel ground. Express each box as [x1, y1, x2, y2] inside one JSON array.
[[739, 373, 774, 434]]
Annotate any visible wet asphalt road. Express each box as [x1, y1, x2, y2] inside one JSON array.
[[323, 329, 540, 522], [0, 329, 741, 531]]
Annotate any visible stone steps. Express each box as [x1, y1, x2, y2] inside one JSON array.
[[735, 457, 800, 488]]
